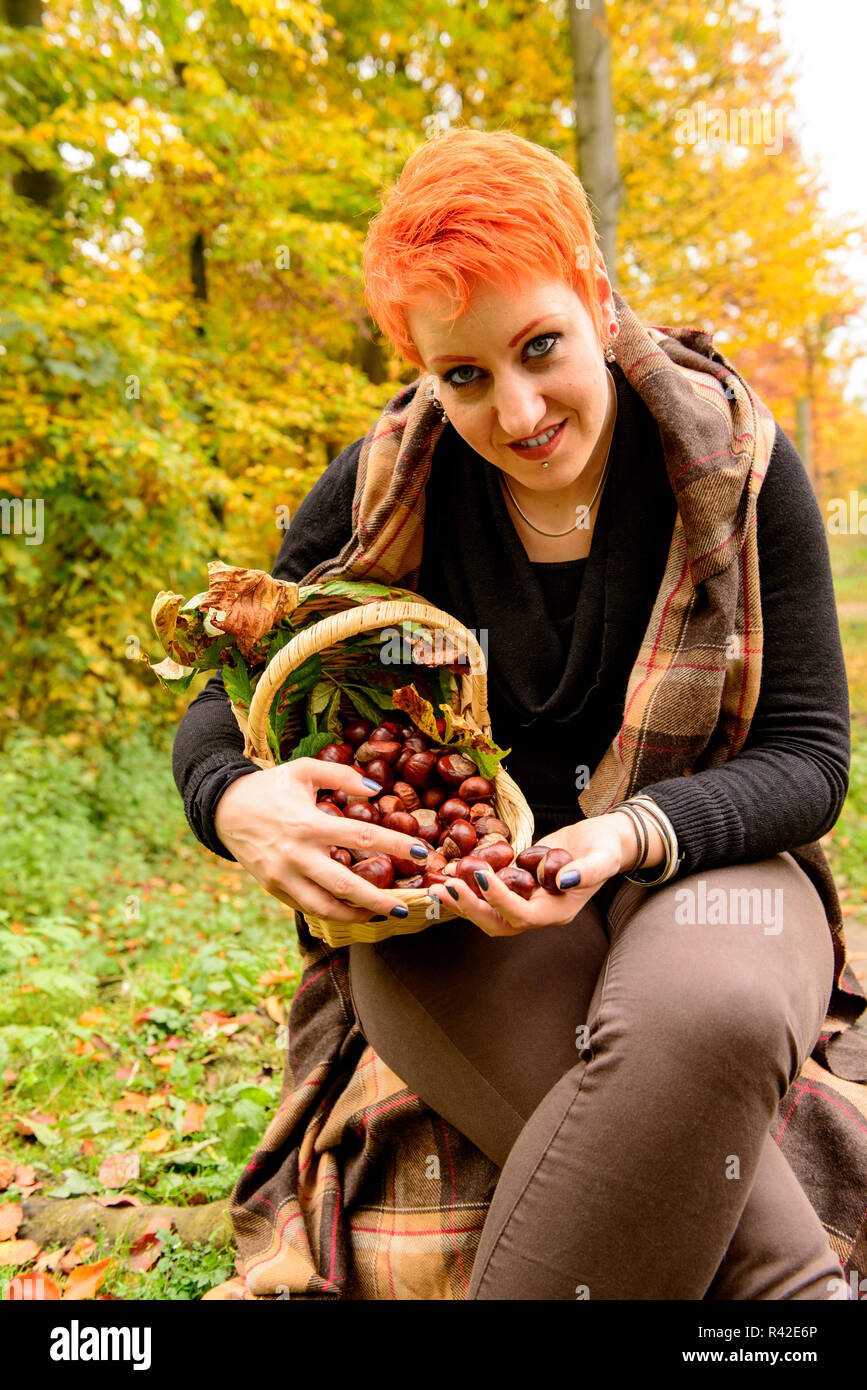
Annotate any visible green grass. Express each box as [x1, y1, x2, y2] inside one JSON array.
[[0, 724, 302, 1299]]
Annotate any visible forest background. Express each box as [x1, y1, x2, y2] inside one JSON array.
[[0, 0, 865, 1300]]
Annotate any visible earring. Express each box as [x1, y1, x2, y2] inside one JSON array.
[[605, 319, 619, 363], [424, 381, 448, 423]]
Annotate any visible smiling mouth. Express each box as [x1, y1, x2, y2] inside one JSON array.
[[507, 419, 567, 454]]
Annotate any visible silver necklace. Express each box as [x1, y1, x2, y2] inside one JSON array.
[[502, 393, 618, 538]]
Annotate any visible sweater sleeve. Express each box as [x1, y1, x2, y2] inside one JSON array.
[[171, 436, 364, 860], [638, 424, 851, 874]]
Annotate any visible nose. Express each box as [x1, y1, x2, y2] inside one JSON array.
[[492, 372, 549, 443]]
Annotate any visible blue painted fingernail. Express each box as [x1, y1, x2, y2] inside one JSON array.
[[390, 904, 409, 918], [446, 885, 460, 902], [473, 870, 489, 891], [362, 777, 382, 791], [559, 870, 581, 889], [409, 843, 429, 860]]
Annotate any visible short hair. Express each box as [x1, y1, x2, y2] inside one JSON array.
[[362, 126, 605, 370]]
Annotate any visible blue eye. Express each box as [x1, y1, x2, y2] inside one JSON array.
[[443, 333, 561, 392]]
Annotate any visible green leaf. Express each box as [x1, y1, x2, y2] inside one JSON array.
[[309, 679, 335, 715], [46, 1169, 100, 1197], [286, 730, 334, 761], [324, 683, 343, 735], [341, 685, 382, 725], [222, 650, 254, 710]]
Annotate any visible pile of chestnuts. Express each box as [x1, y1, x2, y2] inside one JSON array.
[[314, 713, 573, 901]]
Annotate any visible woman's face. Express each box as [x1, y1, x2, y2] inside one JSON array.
[[406, 271, 617, 494]]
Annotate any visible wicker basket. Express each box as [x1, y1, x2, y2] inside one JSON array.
[[234, 595, 535, 947]]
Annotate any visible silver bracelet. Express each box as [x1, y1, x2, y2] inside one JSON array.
[[615, 796, 683, 886]]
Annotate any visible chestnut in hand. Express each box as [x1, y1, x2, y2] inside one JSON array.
[[537, 848, 573, 891], [364, 758, 394, 791], [381, 810, 420, 837], [441, 819, 477, 860], [345, 801, 381, 826], [496, 865, 536, 900], [330, 846, 353, 868], [352, 856, 394, 889], [452, 855, 494, 898], [475, 839, 514, 872], [317, 800, 345, 818]]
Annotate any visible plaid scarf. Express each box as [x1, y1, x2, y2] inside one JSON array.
[[301, 291, 848, 981]]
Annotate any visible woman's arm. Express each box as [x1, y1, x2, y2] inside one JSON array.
[[171, 436, 365, 859], [637, 424, 850, 873]]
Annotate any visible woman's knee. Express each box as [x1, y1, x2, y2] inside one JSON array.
[[600, 855, 833, 1079]]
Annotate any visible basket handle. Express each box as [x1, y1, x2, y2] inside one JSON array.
[[245, 599, 490, 763]]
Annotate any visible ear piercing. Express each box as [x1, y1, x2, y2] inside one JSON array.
[[425, 380, 448, 422]]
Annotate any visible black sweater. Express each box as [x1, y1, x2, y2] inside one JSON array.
[[172, 363, 850, 875]]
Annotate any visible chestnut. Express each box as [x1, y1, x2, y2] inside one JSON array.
[[370, 724, 399, 743], [421, 785, 447, 810], [412, 809, 441, 842], [352, 856, 394, 889], [469, 802, 495, 822], [458, 775, 495, 805], [381, 811, 420, 837], [315, 742, 354, 765], [375, 794, 402, 817], [402, 751, 440, 789], [364, 758, 394, 790], [452, 855, 493, 898], [537, 848, 573, 891], [330, 846, 353, 868], [441, 819, 477, 859], [395, 875, 425, 889], [424, 850, 448, 873], [496, 865, 536, 900], [515, 846, 552, 876], [333, 790, 349, 809], [392, 781, 421, 812], [343, 719, 373, 748], [345, 801, 381, 825], [317, 800, 345, 818], [422, 869, 449, 888], [436, 752, 477, 787], [439, 797, 471, 826], [403, 736, 429, 754], [475, 840, 514, 871], [355, 739, 403, 767], [473, 816, 512, 843]]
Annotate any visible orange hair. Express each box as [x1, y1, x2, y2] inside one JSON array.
[[362, 126, 606, 370]]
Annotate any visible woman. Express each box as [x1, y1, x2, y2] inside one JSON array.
[[173, 128, 854, 1299]]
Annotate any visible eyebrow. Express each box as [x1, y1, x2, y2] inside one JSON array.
[[429, 316, 560, 365]]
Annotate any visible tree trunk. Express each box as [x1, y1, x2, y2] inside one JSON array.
[[569, 0, 621, 284], [19, 1196, 234, 1250]]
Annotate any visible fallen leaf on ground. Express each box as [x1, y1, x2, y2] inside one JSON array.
[[77, 1006, 106, 1028], [127, 1216, 172, 1273], [113, 1093, 149, 1114], [0, 1239, 40, 1267], [35, 1248, 67, 1273], [264, 996, 284, 1025], [0, 1203, 22, 1241], [138, 1128, 171, 1154], [16, 1112, 56, 1136], [7, 1272, 60, 1299], [0, 1159, 14, 1190], [98, 1153, 140, 1189], [63, 1256, 113, 1300], [3, 1069, 18, 1086], [182, 1102, 208, 1134], [79, 1138, 96, 1157], [60, 1236, 98, 1273], [95, 1192, 143, 1208]]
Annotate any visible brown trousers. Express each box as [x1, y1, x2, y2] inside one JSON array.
[[348, 853, 844, 1300]]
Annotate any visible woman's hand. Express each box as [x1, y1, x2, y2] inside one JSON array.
[[427, 812, 641, 937], [213, 759, 432, 924]]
